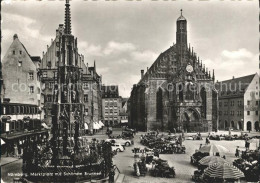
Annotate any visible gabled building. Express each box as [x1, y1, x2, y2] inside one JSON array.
[[102, 85, 122, 126], [2, 34, 41, 107], [82, 62, 103, 134], [129, 11, 218, 132], [1, 34, 48, 157], [216, 73, 259, 132]]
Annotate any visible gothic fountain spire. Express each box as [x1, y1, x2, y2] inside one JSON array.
[[212, 69, 215, 82], [64, 0, 72, 34]]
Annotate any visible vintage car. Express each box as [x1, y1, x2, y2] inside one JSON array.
[[111, 143, 125, 152], [190, 151, 209, 165], [105, 138, 132, 147], [151, 159, 176, 178], [122, 131, 134, 139]]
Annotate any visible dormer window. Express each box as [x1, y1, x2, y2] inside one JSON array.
[[18, 61, 22, 67]]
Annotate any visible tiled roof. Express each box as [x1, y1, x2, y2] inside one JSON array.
[[215, 74, 256, 98]]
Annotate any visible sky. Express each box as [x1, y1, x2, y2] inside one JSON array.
[[1, 0, 259, 97]]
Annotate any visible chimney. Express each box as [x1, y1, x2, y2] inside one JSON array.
[[141, 70, 144, 79], [232, 76, 235, 79]]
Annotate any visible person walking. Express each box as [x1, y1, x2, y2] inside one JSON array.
[[206, 137, 210, 145], [235, 146, 240, 157], [178, 135, 183, 146], [245, 139, 250, 150], [173, 128, 176, 134]]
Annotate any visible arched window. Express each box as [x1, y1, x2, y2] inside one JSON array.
[[231, 121, 235, 128], [186, 83, 195, 100], [13, 106, 16, 114], [254, 121, 259, 132], [225, 120, 228, 129], [21, 106, 24, 114], [247, 121, 252, 131], [156, 88, 163, 122], [178, 84, 183, 101], [200, 87, 207, 118]]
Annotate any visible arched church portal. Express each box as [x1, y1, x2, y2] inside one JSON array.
[[181, 108, 200, 132]]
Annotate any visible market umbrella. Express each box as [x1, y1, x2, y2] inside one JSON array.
[[204, 162, 244, 179], [199, 144, 229, 154], [199, 156, 227, 166], [248, 138, 259, 143], [248, 138, 260, 148]]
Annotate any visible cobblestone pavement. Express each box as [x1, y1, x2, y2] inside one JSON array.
[[1, 128, 258, 183], [113, 131, 256, 183]]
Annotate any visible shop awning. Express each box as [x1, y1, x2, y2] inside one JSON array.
[[121, 120, 128, 123], [1, 139, 5, 145], [23, 116, 30, 120], [84, 123, 89, 130], [1, 116, 11, 121], [98, 121, 104, 127], [96, 122, 102, 129], [93, 122, 99, 130], [41, 123, 50, 129]]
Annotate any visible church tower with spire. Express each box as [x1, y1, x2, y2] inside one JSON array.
[[129, 10, 218, 133], [22, 1, 112, 182], [176, 9, 187, 50]]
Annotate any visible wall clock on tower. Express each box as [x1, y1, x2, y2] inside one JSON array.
[[186, 64, 193, 73]]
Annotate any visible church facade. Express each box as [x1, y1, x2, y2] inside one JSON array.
[[129, 11, 218, 132]]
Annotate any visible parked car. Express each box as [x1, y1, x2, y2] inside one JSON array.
[[105, 138, 132, 147], [124, 127, 136, 133], [111, 143, 125, 152], [122, 131, 134, 139], [190, 151, 209, 165]]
